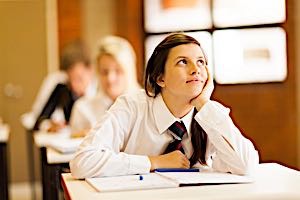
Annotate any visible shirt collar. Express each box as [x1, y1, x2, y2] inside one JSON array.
[[181, 108, 194, 137], [153, 93, 194, 135]]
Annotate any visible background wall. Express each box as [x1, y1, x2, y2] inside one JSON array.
[[0, 1, 47, 182], [295, 0, 300, 168], [81, 0, 116, 64]]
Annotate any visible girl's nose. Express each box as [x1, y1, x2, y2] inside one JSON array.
[[190, 63, 200, 75], [107, 71, 117, 83]]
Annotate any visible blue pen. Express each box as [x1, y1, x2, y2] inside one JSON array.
[[139, 175, 143, 180], [154, 168, 200, 173]]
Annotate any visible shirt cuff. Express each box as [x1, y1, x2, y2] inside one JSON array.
[[128, 155, 151, 174], [196, 100, 230, 128]]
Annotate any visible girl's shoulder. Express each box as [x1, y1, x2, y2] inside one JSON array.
[[112, 89, 153, 111], [118, 89, 150, 103]]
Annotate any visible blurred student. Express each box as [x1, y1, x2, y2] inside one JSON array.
[[70, 33, 259, 178], [70, 36, 139, 137], [32, 41, 97, 132]]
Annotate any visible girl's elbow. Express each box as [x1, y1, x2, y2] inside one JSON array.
[[238, 150, 259, 175], [69, 158, 89, 179]]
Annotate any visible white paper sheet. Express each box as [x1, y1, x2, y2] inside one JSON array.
[[86, 173, 178, 192], [156, 172, 253, 185]]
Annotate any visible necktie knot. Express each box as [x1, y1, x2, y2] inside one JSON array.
[[168, 121, 187, 139], [164, 121, 187, 154]]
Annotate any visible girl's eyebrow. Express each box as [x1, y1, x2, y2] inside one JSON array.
[[175, 56, 187, 60], [175, 55, 205, 60]]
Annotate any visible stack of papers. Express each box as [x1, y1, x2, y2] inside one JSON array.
[[86, 171, 253, 192]]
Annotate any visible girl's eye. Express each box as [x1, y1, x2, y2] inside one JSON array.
[[177, 59, 187, 65], [197, 59, 206, 66]]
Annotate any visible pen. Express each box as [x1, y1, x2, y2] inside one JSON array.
[[139, 175, 143, 180], [154, 168, 200, 173]]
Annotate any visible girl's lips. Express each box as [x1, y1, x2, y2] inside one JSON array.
[[186, 79, 200, 83]]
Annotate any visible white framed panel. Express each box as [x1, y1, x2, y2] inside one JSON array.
[[213, 27, 287, 84], [144, 0, 212, 33], [145, 32, 214, 74], [213, 0, 286, 27]]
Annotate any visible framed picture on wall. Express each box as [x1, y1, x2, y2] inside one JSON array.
[[145, 31, 214, 73], [144, 0, 212, 33], [213, 27, 287, 84], [213, 0, 286, 27]]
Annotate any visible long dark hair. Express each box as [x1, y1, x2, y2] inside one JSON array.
[[144, 33, 207, 166]]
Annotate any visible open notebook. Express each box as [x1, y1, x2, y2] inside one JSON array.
[[86, 171, 253, 192]]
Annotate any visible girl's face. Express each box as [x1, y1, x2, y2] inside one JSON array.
[[157, 43, 208, 100], [98, 54, 126, 100]]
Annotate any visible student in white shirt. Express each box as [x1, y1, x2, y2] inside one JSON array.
[[69, 36, 140, 137], [32, 41, 97, 132], [70, 33, 259, 178]]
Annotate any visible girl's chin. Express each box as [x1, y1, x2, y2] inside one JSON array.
[[191, 89, 203, 97]]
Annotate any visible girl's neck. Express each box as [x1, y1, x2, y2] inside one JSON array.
[[161, 92, 193, 118]]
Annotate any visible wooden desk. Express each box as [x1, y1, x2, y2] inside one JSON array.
[[61, 163, 300, 200], [34, 131, 78, 200], [0, 124, 10, 200]]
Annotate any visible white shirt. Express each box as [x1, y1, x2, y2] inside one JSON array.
[[70, 90, 259, 178], [70, 92, 113, 133]]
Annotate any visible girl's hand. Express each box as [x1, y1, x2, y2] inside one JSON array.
[[71, 129, 90, 138], [148, 150, 190, 171], [47, 121, 66, 133], [190, 66, 214, 111]]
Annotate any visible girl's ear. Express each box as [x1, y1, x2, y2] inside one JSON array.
[[156, 75, 165, 88]]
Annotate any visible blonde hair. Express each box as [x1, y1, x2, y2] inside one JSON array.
[[96, 36, 139, 91]]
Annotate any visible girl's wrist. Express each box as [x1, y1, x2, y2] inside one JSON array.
[[148, 156, 158, 171], [195, 99, 208, 111]]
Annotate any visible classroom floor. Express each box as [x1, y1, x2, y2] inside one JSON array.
[[10, 182, 42, 200]]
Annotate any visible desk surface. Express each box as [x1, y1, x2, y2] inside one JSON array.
[[47, 148, 75, 164], [34, 130, 71, 147], [0, 124, 9, 142], [61, 163, 300, 200], [34, 131, 80, 164]]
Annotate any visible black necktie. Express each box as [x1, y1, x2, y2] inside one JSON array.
[[164, 121, 187, 154]]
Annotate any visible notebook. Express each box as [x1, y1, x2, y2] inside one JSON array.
[[156, 171, 253, 186], [86, 171, 253, 192], [86, 173, 178, 192]]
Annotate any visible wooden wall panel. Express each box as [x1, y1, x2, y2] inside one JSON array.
[[115, 0, 144, 85], [57, 0, 82, 54]]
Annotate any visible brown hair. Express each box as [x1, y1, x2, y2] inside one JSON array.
[[144, 33, 208, 166], [60, 40, 90, 71]]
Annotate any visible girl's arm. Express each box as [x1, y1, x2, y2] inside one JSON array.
[[191, 67, 258, 175], [195, 101, 259, 175], [70, 96, 151, 178]]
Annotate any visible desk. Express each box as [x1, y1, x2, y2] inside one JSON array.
[[0, 124, 10, 200], [34, 131, 77, 200], [61, 163, 300, 200]]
